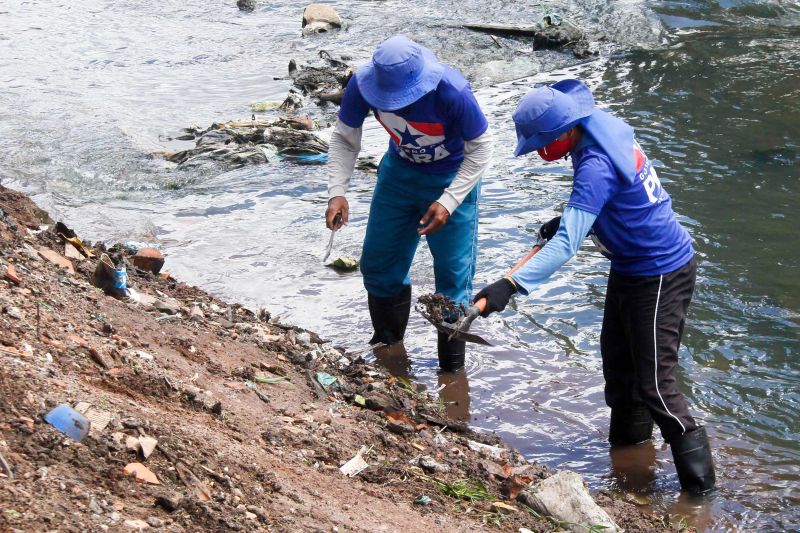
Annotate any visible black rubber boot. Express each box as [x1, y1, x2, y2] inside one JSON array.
[[437, 331, 466, 372], [670, 426, 716, 495], [609, 405, 654, 446], [367, 286, 411, 346]]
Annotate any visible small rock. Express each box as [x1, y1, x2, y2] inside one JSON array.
[[154, 495, 182, 512], [418, 455, 450, 474], [89, 497, 103, 515], [145, 517, 164, 528], [123, 519, 150, 530], [21, 244, 41, 261], [302, 3, 342, 35], [364, 392, 394, 412], [189, 306, 205, 322], [517, 470, 619, 533], [134, 350, 154, 363], [154, 299, 181, 315], [4, 306, 23, 320], [295, 331, 312, 346], [237, 0, 256, 11]]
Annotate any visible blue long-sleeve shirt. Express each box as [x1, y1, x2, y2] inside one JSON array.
[[510, 206, 597, 295]]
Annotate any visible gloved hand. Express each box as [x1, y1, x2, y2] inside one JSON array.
[[473, 277, 518, 317], [538, 216, 561, 241]]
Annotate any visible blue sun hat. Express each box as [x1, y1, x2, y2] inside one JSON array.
[[512, 79, 594, 157], [355, 35, 445, 111], [513, 79, 637, 184]]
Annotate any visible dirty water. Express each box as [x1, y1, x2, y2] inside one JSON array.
[[1, 0, 799, 530]]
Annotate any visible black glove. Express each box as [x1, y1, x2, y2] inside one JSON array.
[[473, 278, 517, 317], [538, 216, 561, 241]]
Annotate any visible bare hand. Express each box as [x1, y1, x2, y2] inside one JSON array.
[[326, 196, 349, 230], [418, 202, 450, 235]]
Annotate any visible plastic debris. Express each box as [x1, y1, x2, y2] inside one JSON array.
[[315, 372, 338, 391], [139, 436, 158, 459], [328, 257, 359, 272], [123, 462, 161, 485], [467, 439, 507, 461], [339, 445, 370, 477], [254, 374, 290, 384], [55, 222, 95, 258], [491, 501, 519, 513], [276, 150, 328, 164], [92, 253, 127, 298], [250, 101, 282, 112], [354, 394, 366, 407], [73, 402, 113, 436], [414, 495, 432, 506], [44, 404, 90, 442]]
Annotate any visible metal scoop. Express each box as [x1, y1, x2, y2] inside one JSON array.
[[322, 213, 342, 263]]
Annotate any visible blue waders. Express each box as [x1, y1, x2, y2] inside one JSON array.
[[360, 154, 479, 370]]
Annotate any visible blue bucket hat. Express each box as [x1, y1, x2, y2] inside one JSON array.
[[355, 35, 445, 111], [512, 79, 594, 157], [513, 79, 637, 184]]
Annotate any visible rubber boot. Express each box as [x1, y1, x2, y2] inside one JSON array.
[[437, 331, 465, 372], [609, 405, 654, 446], [670, 426, 716, 495], [367, 286, 411, 346]]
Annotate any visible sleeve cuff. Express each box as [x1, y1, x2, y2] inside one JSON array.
[[436, 191, 460, 215], [510, 273, 530, 296], [328, 186, 346, 199]]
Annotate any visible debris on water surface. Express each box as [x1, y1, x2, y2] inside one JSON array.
[[327, 257, 359, 272], [417, 293, 465, 324]]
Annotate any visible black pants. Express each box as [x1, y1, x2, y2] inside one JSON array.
[[601, 258, 698, 443]]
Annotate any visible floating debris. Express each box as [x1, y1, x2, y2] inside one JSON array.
[[327, 256, 359, 272]]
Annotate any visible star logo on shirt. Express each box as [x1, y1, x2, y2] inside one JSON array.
[[395, 125, 425, 147]]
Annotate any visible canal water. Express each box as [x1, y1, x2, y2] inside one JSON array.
[[1, 0, 797, 530]]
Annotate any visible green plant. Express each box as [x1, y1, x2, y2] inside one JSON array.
[[481, 512, 504, 527], [433, 478, 490, 502], [520, 503, 611, 532]]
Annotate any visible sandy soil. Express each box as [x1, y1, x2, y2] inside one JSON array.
[[0, 184, 679, 532]]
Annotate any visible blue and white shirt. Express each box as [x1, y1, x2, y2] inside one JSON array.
[[338, 67, 489, 174]]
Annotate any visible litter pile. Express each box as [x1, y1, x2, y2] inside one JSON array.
[[0, 186, 677, 531]]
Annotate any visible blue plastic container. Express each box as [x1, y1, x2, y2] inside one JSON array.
[[44, 404, 90, 442]]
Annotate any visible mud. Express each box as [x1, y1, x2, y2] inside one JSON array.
[[0, 184, 676, 532], [418, 293, 466, 324]]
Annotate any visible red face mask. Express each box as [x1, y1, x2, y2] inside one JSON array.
[[537, 135, 576, 161]]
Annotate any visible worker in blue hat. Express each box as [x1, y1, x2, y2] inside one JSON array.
[[473, 79, 715, 495], [325, 35, 493, 371]]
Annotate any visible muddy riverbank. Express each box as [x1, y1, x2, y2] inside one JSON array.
[[0, 185, 681, 531]]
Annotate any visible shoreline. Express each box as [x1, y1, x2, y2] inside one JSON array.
[[0, 183, 674, 532]]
